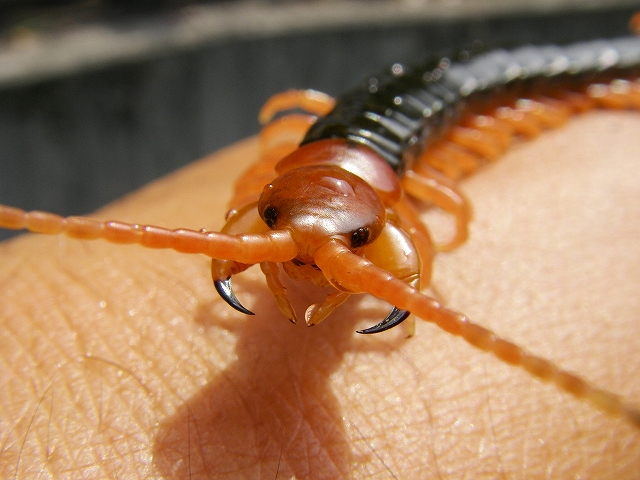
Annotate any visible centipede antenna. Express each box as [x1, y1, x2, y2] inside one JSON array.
[[313, 239, 640, 427], [357, 307, 410, 334], [0, 205, 300, 264], [214, 278, 254, 315]]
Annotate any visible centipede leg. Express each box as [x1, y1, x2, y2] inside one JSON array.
[[234, 90, 336, 210], [259, 113, 319, 164], [261, 261, 298, 323], [401, 167, 472, 252], [587, 78, 640, 110], [305, 290, 351, 327], [258, 90, 336, 159], [461, 113, 514, 152], [417, 142, 482, 180], [258, 89, 335, 124], [445, 125, 505, 161]]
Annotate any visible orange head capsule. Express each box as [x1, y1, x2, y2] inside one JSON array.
[[257, 164, 386, 260]]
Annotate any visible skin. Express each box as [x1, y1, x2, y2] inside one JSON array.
[[0, 111, 639, 479]]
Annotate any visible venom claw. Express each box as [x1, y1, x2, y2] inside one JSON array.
[[356, 307, 410, 334], [214, 278, 254, 315]]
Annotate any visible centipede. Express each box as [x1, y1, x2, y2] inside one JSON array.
[[1, 12, 640, 440]]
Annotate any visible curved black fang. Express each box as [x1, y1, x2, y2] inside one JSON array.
[[214, 278, 254, 315], [356, 307, 410, 334]]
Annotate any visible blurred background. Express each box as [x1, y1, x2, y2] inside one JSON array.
[[0, 0, 637, 240]]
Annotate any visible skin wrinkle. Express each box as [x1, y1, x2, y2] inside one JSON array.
[[350, 422, 400, 480], [36, 253, 121, 358], [1, 307, 39, 392], [54, 285, 156, 448], [342, 342, 442, 472], [15, 379, 56, 478], [393, 350, 444, 479], [294, 380, 344, 476], [343, 389, 405, 474], [219, 370, 259, 476], [4, 301, 74, 456], [269, 368, 336, 478], [409, 346, 491, 475], [51, 262, 127, 366], [82, 355, 156, 432], [241, 374, 286, 474], [14, 260, 141, 477], [186, 405, 211, 479], [479, 365, 507, 480], [238, 284, 350, 476], [126, 264, 224, 409], [49, 387, 102, 477]]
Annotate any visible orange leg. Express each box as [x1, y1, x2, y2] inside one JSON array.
[[304, 290, 351, 327], [494, 105, 543, 138], [232, 90, 336, 210], [258, 89, 335, 124], [261, 261, 298, 323], [512, 97, 571, 128], [417, 141, 482, 180], [259, 113, 318, 163], [445, 125, 504, 160], [587, 78, 640, 110], [400, 168, 472, 252], [461, 113, 514, 151]]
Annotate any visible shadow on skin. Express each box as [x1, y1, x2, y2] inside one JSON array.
[[152, 273, 408, 478]]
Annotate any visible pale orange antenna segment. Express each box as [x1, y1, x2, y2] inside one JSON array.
[[258, 89, 336, 124], [0, 205, 299, 263], [314, 240, 640, 428]]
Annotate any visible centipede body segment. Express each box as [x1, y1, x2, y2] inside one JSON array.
[[1, 22, 640, 428]]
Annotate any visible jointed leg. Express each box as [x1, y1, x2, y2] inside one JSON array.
[[401, 168, 472, 252], [261, 261, 298, 324]]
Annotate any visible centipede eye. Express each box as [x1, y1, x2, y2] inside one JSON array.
[[263, 206, 278, 229], [350, 227, 370, 248]]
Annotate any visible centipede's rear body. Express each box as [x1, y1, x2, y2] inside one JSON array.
[[302, 36, 640, 176]]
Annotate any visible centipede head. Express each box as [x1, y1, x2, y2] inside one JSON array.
[[257, 164, 413, 332], [213, 161, 412, 333], [258, 165, 386, 260]]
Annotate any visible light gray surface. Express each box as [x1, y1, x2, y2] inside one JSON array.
[[2, 0, 638, 87]]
